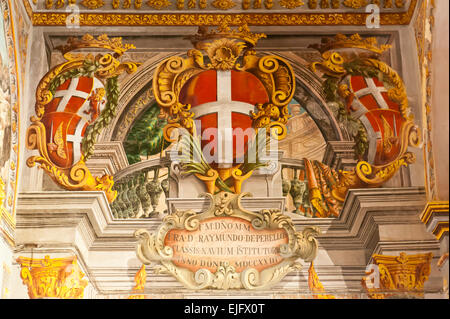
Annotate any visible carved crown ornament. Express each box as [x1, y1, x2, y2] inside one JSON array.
[[135, 192, 320, 290], [25, 34, 140, 202], [16, 255, 88, 299], [41, 0, 410, 12]]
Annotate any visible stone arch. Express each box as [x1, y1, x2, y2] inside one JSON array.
[[98, 52, 183, 142]]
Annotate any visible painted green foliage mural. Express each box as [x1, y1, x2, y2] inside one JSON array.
[[124, 103, 169, 164]]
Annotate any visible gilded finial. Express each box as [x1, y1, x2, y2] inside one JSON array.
[[55, 34, 136, 57]]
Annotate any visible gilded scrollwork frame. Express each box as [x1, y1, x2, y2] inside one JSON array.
[[135, 192, 320, 290]]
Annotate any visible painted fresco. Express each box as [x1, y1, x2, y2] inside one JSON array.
[[0, 7, 11, 187], [0, 0, 18, 221], [2, 0, 448, 300]]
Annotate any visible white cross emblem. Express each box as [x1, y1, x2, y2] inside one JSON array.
[[354, 77, 389, 110], [66, 119, 87, 163], [193, 70, 255, 167], [54, 77, 91, 113]]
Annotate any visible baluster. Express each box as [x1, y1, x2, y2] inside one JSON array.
[[289, 168, 308, 216], [138, 172, 152, 218], [161, 177, 169, 199], [160, 176, 170, 214], [281, 167, 291, 197], [146, 167, 163, 217], [110, 198, 119, 218], [115, 183, 125, 218], [121, 178, 133, 218], [128, 176, 140, 218]]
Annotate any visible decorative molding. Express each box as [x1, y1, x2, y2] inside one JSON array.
[[85, 141, 130, 176], [322, 141, 357, 171], [279, 0, 304, 9], [80, 0, 106, 9], [211, 0, 236, 10], [15, 187, 441, 293], [16, 255, 88, 299], [420, 201, 449, 241], [28, 0, 419, 26], [415, 0, 438, 200], [343, 0, 367, 9], [147, 0, 172, 9], [114, 88, 154, 141], [0, 0, 21, 237]]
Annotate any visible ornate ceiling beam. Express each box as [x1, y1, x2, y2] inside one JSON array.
[[24, 0, 418, 26]]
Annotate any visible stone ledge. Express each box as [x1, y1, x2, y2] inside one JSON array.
[[13, 187, 442, 296]]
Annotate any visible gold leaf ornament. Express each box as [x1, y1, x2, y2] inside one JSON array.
[[147, 0, 172, 9], [80, 0, 105, 9], [279, 0, 304, 9], [211, 0, 236, 10], [343, 0, 368, 9]]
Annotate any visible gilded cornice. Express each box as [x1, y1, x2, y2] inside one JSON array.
[[25, 0, 417, 26], [420, 201, 449, 240]]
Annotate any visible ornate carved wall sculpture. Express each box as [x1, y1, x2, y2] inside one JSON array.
[[135, 192, 319, 290], [281, 33, 423, 218], [362, 252, 432, 299], [16, 255, 88, 299], [153, 22, 295, 195], [25, 34, 140, 202]]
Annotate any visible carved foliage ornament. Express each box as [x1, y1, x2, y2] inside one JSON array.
[[211, 0, 236, 10], [279, 0, 305, 9], [147, 0, 172, 9], [26, 34, 140, 202], [135, 192, 319, 290]]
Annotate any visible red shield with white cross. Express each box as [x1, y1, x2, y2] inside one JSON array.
[[41, 76, 107, 168], [179, 70, 269, 166], [346, 75, 405, 165]]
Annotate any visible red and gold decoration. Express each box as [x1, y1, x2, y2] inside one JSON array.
[[305, 33, 422, 206], [362, 252, 433, 299], [16, 255, 88, 299], [153, 23, 295, 194], [26, 34, 140, 202]]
